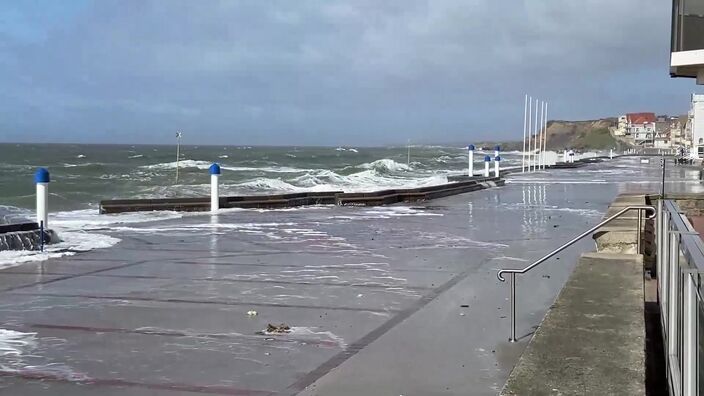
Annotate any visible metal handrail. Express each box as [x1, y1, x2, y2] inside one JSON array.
[[497, 204, 656, 342]]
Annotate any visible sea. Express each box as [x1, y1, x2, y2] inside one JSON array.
[[0, 143, 527, 266], [0, 143, 527, 216]]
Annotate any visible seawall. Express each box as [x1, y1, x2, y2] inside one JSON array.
[[0, 222, 59, 251]]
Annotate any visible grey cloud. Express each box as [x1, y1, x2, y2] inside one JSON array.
[[0, 0, 695, 145]]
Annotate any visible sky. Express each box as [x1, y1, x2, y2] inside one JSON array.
[[0, 0, 699, 146]]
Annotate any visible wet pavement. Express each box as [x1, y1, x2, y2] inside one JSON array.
[[0, 157, 700, 395]]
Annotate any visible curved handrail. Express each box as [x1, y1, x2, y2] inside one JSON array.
[[497, 205, 656, 282]]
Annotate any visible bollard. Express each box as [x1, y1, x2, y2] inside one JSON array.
[[35, 168, 50, 228], [569, 150, 575, 163], [494, 156, 501, 177], [494, 145, 501, 159], [209, 163, 221, 211], [609, 149, 613, 159], [484, 155, 491, 177], [563, 150, 568, 163], [468, 144, 475, 177]]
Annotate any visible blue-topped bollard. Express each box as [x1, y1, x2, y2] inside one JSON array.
[[494, 145, 501, 159], [209, 163, 221, 211], [467, 144, 475, 177], [484, 155, 491, 177], [494, 156, 501, 177], [35, 168, 50, 228]]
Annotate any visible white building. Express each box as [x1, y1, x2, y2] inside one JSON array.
[[614, 115, 628, 136], [692, 94, 704, 158], [625, 113, 657, 145]]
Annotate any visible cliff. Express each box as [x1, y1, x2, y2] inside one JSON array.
[[544, 118, 622, 150]]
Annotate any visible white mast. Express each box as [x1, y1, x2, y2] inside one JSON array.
[[527, 97, 532, 173], [175, 131, 182, 183], [407, 139, 411, 166], [543, 102, 548, 169], [522, 94, 528, 172], [533, 98, 539, 172], [538, 101, 544, 169]]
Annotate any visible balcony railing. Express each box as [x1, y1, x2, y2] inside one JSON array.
[[657, 199, 704, 395]]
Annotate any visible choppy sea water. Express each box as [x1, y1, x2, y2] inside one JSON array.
[[0, 143, 617, 268], [0, 143, 526, 215]]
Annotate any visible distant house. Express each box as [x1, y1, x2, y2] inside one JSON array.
[[669, 117, 684, 146], [626, 112, 657, 145], [614, 115, 628, 136]]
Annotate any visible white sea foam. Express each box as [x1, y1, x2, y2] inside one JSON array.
[[0, 207, 184, 267], [0, 329, 36, 357], [361, 206, 444, 217], [51, 209, 183, 231], [128, 154, 144, 159], [142, 159, 213, 170], [142, 160, 312, 174], [0, 230, 120, 268], [357, 158, 410, 172]]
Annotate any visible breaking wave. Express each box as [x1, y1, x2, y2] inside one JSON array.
[[356, 159, 410, 172]]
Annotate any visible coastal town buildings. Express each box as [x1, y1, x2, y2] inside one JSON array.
[[625, 113, 657, 145], [611, 110, 694, 151]]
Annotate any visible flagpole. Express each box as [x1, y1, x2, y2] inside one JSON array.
[[522, 95, 528, 172], [543, 102, 548, 169], [533, 98, 539, 172], [527, 97, 532, 173], [175, 131, 182, 183], [539, 101, 544, 170]]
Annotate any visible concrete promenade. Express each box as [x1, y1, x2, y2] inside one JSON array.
[[0, 157, 695, 395]]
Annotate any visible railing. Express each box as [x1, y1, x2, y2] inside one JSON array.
[[658, 199, 704, 396], [497, 205, 656, 343]]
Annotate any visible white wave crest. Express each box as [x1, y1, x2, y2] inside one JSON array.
[[357, 159, 410, 172], [142, 160, 212, 170]]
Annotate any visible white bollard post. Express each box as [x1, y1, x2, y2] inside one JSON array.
[[494, 156, 501, 177], [209, 163, 221, 211], [610, 149, 613, 159], [569, 150, 575, 163], [494, 145, 500, 160], [35, 168, 50, 228], [563, 150, 568, 163], [484, 155, 491, 177], [467, 144, 475, 177]]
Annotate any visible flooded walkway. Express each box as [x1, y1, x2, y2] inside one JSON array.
[[0, 157, 697, 395]]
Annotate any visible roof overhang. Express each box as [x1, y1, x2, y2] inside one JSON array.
[[671, 49, 704, 83]]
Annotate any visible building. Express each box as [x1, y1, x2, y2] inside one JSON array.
[[691, 94, 704, 158], [669, 116, 686, 146], [614, 115, 628, 136], [626, 112, 657, 145]]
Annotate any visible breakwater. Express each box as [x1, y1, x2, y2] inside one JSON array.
[[100, 177, 505, 213]]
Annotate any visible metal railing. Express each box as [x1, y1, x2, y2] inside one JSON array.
[[658, 199, 704, 396], [497, 205, 656, 342]]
